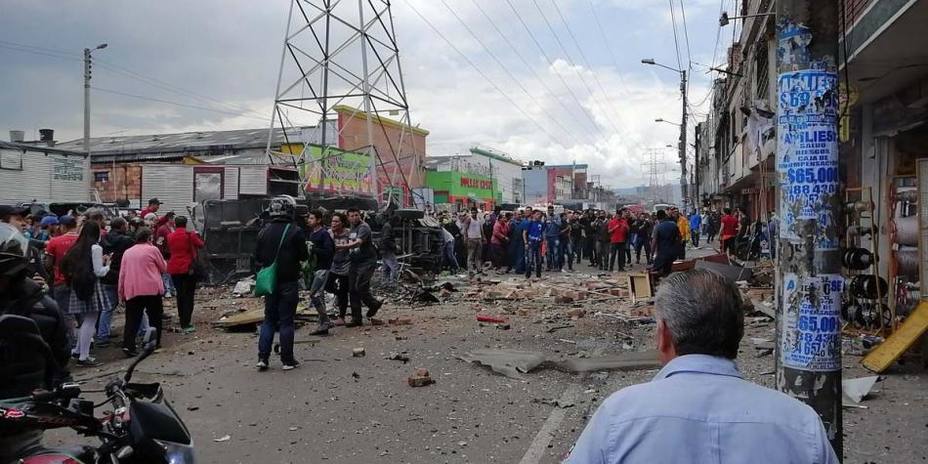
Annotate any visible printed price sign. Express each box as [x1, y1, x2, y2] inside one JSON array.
[[776, 69, 839, 248], [780, 273, 843, 371]]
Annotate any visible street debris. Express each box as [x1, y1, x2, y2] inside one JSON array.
[[476, 314, 508, 324], [408, 368, 435, 387], [213, 435, 231, 443], [457, 348, 660, 379], [843, 376, 882, 405], [532, 398, 575, 409], [352, 347, 366, 357], [232, 277, 255, 297], [386, 352, 410, 363]]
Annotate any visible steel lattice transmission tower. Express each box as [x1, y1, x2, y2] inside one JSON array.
[[265, 0, 415, 203]]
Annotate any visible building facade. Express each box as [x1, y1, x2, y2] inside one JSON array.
[[0, 136, 90, 205]]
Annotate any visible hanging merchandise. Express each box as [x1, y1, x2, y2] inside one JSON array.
[[895, 246, 919, 276], [842, 248, 874, 270], [893, 215, 918, 246], [849, 275, 889, 300]]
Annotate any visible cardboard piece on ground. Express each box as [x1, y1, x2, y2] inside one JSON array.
[[694, 260, 753, 283], [863, 300, 928, 373], [627, 273, 652, 304], [213, 308, 264, 328]]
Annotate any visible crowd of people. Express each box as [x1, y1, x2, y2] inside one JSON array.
[[431, 204, 765, 279], [0, 198, 204, 368]]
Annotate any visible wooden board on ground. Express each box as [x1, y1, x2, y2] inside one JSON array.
[[627, 273, 652, 304], [862, 300, 928, 373]]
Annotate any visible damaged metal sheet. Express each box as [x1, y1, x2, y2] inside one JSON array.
[[457, 349, 661, 379], [557, 351, 660, 373], [456, 349, 547, 379]]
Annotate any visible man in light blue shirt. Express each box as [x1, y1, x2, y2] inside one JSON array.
[[567, 270, 839, 464]]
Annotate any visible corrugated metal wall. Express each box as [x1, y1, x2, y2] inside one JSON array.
[[0, 148, 89, 203], [238, 166, 267, 195], [141, 165, 194, 216], [224, 166, 240, 200]]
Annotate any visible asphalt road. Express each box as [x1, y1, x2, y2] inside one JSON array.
[[58, 249, 928, 464]]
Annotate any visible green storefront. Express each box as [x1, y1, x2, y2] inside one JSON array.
[[426, 170, 500, 210]]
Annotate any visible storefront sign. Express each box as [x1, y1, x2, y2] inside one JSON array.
[[302, 145, 372, 194], [460, 177, 492, 190], [52, 158, 84, 182]]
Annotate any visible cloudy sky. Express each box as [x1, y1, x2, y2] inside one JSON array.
[[0, 0, 736, 187]]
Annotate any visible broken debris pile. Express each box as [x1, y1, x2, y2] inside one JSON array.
[[457, 348, 661, 379]]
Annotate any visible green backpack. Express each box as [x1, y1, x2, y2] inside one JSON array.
[[254, 224, 290, 297]]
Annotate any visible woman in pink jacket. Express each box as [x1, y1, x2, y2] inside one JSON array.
[[118, 227, 166, 356]]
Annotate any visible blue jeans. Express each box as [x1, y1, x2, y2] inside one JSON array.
[[309, 269, 330, 325], [162, 273, 175, 296], [545, 237, 559, 270], [526, 241, 543, 278], [559, 239, 573, 270], [442, 241, 460, 272], [381, 251, 399, 285], [511, 241, 525, 274], [96, 284, 118, 340], [258, 280, 299, 363]]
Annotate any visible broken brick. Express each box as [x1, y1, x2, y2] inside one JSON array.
[[408, 368, 435, 387]]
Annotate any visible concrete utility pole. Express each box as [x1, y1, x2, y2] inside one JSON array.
[[774, 0, 843, 458], [83, 43, 107, 155], [679, 70, 688, 209]]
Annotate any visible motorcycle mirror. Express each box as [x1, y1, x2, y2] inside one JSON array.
[[124, 328, 158, 383], [141, 327, 157, 351]]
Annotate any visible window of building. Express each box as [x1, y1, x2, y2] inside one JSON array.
[[755, 43, 770, 101], [94, 171, 110, 182], [0, 149, 23, 171]]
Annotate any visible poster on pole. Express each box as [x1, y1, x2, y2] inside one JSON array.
[[780, 272, 843, 371], [776, 69, 839, 249]]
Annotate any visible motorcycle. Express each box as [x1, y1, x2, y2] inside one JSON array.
[[0, 315, 194, 463]]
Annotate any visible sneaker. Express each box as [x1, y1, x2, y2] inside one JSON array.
[[123, 348, 139, 358], [365, 300, 383, 319], [282, 360, 300, 371], [256, 359, 269, 371], [183, 326, 197, 334], [345, 320, 363, 328], [76, 357, 102, 367]]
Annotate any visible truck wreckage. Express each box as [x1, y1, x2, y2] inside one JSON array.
[[194, 195, 443, 285]]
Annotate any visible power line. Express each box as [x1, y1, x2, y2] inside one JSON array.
[[667, 0, 684, 71], [502, 0, 605, 138], [436, 0, 589, 147], [525, 0, 623, 137], [94, 59, 269, 120], [403, 1, 569, 150], [677, 0, 694, 70], [0, 42, 80, 62], [91, 86, 269, 122], [469, 0, 601, 145], [549, 0, 629, 139]]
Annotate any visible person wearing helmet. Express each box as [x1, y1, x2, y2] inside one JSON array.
[[254, 196, 308, 371], [0, 223, 72, 462]]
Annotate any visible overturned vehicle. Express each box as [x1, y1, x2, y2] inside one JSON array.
[[194, 195, 443, 284]]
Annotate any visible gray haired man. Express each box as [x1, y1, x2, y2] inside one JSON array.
[[567, 270, 839, 463]]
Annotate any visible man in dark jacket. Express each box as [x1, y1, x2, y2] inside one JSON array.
[[97, 218, 134, 345], [254, 197, 308, 371], [0, 222, 72, 462], [305, 210, 335, 335]]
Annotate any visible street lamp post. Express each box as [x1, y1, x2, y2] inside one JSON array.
[[642, 59, 688, 209], [83, 43, 107, 155]]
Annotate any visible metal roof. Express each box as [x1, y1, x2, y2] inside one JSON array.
[[55, 127, 307, 158], [0, 140, 87, 157]]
